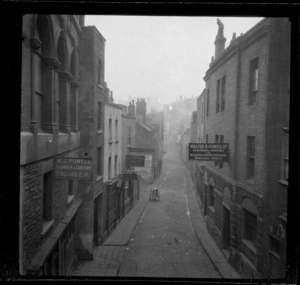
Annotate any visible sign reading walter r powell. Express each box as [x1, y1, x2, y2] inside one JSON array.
[[55, 157, 92, 180], [189, 143, 229, 161]]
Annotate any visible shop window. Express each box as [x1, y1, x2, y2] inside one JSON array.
[[249, 57, 259, 106], [247, 136, 255, 178]]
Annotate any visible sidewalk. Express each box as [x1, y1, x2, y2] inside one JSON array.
[[183, 166, 242, 279]]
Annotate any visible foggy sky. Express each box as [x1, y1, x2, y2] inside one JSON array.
[[85, 16, 263, 106]]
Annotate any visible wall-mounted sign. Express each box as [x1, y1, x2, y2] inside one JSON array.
[[55, 157, 92, 180], [189, 143, 229, 161], [126, 155, 145, 167]]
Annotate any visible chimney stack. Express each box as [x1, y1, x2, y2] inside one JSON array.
[[214, 18, 226, 59]]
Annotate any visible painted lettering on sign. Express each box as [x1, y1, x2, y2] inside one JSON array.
[[189, 143, 229, 161], [55, 157, 92, 180]]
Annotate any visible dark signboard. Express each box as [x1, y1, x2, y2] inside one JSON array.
[[189, 143, 229, 161], [55, 157, 92, 180], [126, 155, 145, 167]]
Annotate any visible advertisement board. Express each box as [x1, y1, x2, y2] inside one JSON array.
[[189, 143, 229, 161], [55, 157, 92, 180]]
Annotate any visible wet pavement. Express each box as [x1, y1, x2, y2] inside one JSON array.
[[70, 141, 241, 279]]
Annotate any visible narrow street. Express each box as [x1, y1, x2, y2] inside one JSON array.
[[117, 142, 221, 278]]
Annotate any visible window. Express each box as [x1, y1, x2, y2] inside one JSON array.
[[221, 76, 226, 111], [108, 157, 111, 180], [249, 57, 259, 105], [97, 102, 102, 131], [127, 126, 132, 144], [68, 180, 73, 196], [244, 209, 257, 244], [209, 185, 214, 207], [247, 136, 255, 178], [115, 119, 118, 141], [216, 79, 221, 113], [70, 51, 77, 132], [109, 118, 112, 141], [97, 59, 102, 85], [114, 155, 118, 177], [282, 131, 289, 182], [206, 89, 210, 116], [43, 171, 53, 222], [57, 36, 68, 133], [97, 147, 102, 176], [216, 76, 226, 113], [215, 135, 219, 166]]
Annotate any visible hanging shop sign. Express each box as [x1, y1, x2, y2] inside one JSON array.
[[55, 157, 92, 180], [126, 154, 145, 167], [189, 143, 229, 161]]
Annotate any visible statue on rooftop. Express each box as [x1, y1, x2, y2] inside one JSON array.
[[217, 18, 224, 37]]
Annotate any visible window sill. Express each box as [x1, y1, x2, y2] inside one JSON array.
[[109, 140, 113, 144], [67, 195, 75, 205], [97, 130, 103, 135], [97, 84, 103, 89], [269, 250, 280, 260], [242, 239, 257, 255], [41, 220, 55, 238], [278, 180, 288, 186], [96, 175, 103, 182]]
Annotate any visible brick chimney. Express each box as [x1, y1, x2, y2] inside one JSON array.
[[128, 100, 136, 116], [214, 18, 226, 59], [136, 98, 147, 123]]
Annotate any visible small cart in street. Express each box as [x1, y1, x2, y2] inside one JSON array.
[[149, 187, 160, 201]]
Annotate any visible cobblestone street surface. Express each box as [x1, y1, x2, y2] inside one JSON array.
[[70, 142, 241, 279]]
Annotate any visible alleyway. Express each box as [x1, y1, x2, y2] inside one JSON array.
[[117, 144, 221, 278], [71, 141, 239, 278]]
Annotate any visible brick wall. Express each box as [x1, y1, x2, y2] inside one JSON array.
[[22, 162, 43, 269]]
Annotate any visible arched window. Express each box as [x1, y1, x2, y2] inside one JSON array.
[[70, 50, 77, 131], [34, 15, 54, 133], [57, 35, 68, 133]]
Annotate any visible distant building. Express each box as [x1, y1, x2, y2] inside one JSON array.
[[193, 18, 290, 278]]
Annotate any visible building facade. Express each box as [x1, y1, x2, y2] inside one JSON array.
[[20, 15, 84, 275], [78, 25, 106, 257], [193, 18, 290, 278], [103, 100, 123, 234]]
